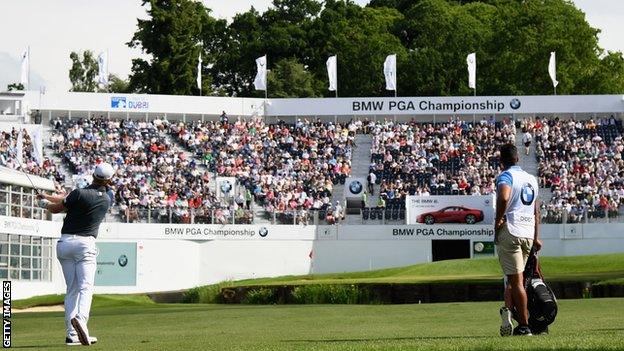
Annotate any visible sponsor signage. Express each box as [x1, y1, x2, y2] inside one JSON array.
[[406, 195, 494, 225], [345, 177, 366, 198], [110, 96, 149, 110], [473, 241, 496, 257], [334, 225, 494, 240], [95, 242, 137, 286], [98, 224, 316, 241]]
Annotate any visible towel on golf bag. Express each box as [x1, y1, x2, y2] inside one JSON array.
[[514, 249, 558, 333]]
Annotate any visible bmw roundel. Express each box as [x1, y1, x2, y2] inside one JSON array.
[[510, 98, 521, 110], [259, 227, 268, 237], [521, 183, 535, 205], [349, 180, 363, 195], [118, 255, 128, 267]]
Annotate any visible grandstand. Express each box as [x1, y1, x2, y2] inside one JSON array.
[[2, 91, 624, 299]]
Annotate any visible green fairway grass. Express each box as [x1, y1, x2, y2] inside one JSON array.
[[226, 253, 624, 287], [11, 298, 624, 350]]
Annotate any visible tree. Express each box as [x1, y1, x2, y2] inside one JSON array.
[[69, 50, 98, 92], [267, 58, 318, 98], [127, 0, 217, 95], [106, 74, 131, 93], [7, 83, 24, 91]]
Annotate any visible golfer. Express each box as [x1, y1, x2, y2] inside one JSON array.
[[39, 163, 114, 346], [494, 144, 542, 336]]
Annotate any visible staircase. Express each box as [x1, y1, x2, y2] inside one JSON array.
[[515, 130, 551, 203]]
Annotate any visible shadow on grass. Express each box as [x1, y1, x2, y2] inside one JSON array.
[[285, 335, 492, 343]]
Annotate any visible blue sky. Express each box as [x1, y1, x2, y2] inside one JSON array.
[[0, 0, 621, 93]]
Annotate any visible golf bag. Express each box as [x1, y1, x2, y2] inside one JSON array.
[[514, 249, 558, 333]]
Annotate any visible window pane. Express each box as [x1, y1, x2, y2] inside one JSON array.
[[0, 269, 6, 279], [11, 193, 20, 205], [32, 270, 40, 280], [0, 256, 6, 267], [0, 234, 8, 241], [0, 244, 7, 255], [32, 245, 42, 257], [10, 235, 20, 243], [42, 270, 49, 281], [21, 257, 31, 269], [21, 236, 31, 244], [0, 191, 6, 203], [9, 269, 18, 279], [10, 244, 19, 256], [32, 258, 40, 269], [43, 246, 51, 258], [9, 257, 19, 268], [20, 270, 31, 280], [22, 245, 31, 256], [0, 205, 6, 216]]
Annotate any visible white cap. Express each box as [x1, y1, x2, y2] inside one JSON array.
[[93, 163, 114, 180]]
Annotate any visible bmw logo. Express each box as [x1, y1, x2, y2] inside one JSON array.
[[220, 180, 232, 194], [118, 255, 128, 267], [259, 227, 268, 237], [349, 180, 363, 195], [510, 98, 521, 110], [521, 183, 535, 205]]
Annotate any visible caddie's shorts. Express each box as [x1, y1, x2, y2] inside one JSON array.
[[496, 224, 533, 275]]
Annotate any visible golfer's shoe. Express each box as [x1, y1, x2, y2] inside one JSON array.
[[512, 325, 533, 336], [499, 307, 513, 337], [66, 336, 97, 346], [70, 317, 91, 346]]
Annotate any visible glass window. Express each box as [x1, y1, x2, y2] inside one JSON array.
[[10, 244, 19, 256], [0, 244, 7, 255], [9, 270, 18, 279], [0, 269, 7, 279], [32, 270, 40, 280], [22, 245, 31, 256], [32, 258, 40, 269], [0, 234, 8, 241], [20, 270, 31, 280], [9, 257, 18, 268], [21, 257, 31, 269]]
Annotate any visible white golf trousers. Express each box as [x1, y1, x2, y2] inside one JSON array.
[[56, 234, 98, 338]]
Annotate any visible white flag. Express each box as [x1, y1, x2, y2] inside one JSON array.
[[31, 128, 44, 166], [326, 55, 337, 92], [549, 52, 559, 88], [383, 54, 397, 91], [97, 51, 109, 85], [16, 129, 23, 166], [20, 49, 29, 86], [467, 53, 476, 90], [253, 55, 267, 91], [197, 53, 202, 91]]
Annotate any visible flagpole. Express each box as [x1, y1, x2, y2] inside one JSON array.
[[27, 46, 31, 89]]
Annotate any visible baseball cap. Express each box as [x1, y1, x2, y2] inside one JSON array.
[[93, 163, 114, 180]]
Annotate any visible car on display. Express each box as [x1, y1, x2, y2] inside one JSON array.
[[416, 206, 484, 225]]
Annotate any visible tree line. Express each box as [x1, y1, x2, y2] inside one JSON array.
[[67, 0, 624, 97]]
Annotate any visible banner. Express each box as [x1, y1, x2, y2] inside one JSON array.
[[326, 55, 337, 92], [197, 52, 202, 90], [254, 55, 267, 90], [216, 176, 237, 199], [548, 52, 559, 88], [334, 224, 495, 240], [467, 53, 476, 90], [30, 128, 43, 165], [97, 51, 109, 86], [383, 54, 397, 91], [95, 242, 137, 286], [405, 195, 494, 225], [15, 129, 23, 166], [20, 49, 29, 86]]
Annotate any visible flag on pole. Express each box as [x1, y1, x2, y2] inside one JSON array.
[[254, 55, 267, 91], [20, 49, 29, 87], [326, 55, 337, 92], [549, 52, 559, 88], [197, 52, 202, 91], [383, 54, 397, 91], [31, 128, 44, 166], [467, 53, 476, 90], [16, 129, 24, 166], [97, 51, 109, 86]]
